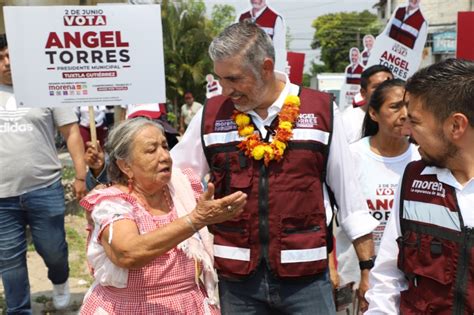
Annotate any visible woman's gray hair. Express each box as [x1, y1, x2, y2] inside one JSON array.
[[105, 118, 164, 184], [209, 20, 275, 78]]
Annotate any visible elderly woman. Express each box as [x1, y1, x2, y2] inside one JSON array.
[[79, 118, 247, 314]]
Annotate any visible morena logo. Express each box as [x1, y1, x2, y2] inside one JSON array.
[[411, 179, 446, 197]]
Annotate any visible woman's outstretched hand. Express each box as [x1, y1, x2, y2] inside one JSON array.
[[189, 183, 247, 228]]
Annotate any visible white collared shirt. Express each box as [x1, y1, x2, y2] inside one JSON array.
[[365, 166, 474, 314], [171, 71, 378, 241]]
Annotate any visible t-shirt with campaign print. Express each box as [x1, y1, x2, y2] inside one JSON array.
[[335, 136, 420, 287]]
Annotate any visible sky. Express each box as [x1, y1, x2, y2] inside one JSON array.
[[203, 0, 378, 71]]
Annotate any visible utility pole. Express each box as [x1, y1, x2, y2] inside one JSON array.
[[356, 28, 361, 48]]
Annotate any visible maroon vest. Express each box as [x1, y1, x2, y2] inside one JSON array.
[[239, 7, 279, 39], [202, 88, 333, 279], [389, 7, 425, 49], [346, 64, 364, 85], [362, 50, 370, 66], [398, 161, 474, 314], [207, 81, 218, 93]]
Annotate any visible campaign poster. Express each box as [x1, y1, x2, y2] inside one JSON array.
[[4, 5, 165, 108], [457, 12, 474, 61], [366, 0, 428, 80], [339, 47, 363, 110], [205, 73, 222, 99], [361, 34, 375, 67], [237, 0, 287, 72]]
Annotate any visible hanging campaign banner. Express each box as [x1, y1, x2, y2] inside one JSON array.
[[366, 0, 428, 80], [4, 5, 165, 108]]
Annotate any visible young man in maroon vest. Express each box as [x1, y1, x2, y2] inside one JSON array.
[[171, 21, 378, 314], [366, 59, 474, 314]]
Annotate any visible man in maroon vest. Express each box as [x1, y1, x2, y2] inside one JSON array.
[[387, 0, 426, 49], [205, 73, 222, 99], [366, 59, 474, 314], [345, 48, 364, 85], [171, 21, 378, 314], [361, 34, 375, 67], [239, 0, 286, 72]]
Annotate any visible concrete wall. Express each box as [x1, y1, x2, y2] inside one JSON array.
[[421, 0, 471, 25]]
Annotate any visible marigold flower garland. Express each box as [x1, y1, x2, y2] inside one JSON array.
[[232, 95, 301, 166]]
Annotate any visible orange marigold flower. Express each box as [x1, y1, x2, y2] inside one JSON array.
[[232, 94, 300, 165], [264, 145, 274, 159]]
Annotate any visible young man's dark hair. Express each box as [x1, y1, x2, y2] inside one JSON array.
[[360, 65, 393, 91], [0, 34, 7, 50], [406, 58, 474, 125]]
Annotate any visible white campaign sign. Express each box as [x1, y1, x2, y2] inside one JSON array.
[[366, 3, 428, 80], [338, 84, 360, 111], [4, 5, 166, 108]]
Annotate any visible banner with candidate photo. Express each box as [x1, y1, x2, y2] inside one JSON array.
[[338, 47, 363, 111], [366, 0, 428, 80]]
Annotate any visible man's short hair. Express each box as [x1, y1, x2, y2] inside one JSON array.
[[184, 92, 193, 99], [350, 47, 360, 55], [406, 58, 474, 126], [360, 65, 393, 90], [0, 34, 7, 51], [209, 20, 275, 78]]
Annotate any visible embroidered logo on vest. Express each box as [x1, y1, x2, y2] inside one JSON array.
[[411, 180, 446, 198], [215, 119, 237, 132], [295, 113, 318, 128]]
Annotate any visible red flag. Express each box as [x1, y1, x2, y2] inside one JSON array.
[[457, 12, 474, 61], [287, 52, 305, 85]]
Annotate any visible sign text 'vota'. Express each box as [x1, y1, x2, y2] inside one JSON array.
[[44, 9, 130, 65]]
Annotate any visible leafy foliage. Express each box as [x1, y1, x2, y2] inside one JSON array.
[[310, 10, 381, 74], [210, 4, 236, 36], [161, 0, 214, 116]]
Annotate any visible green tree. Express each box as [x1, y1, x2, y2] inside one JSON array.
[[209, 4, 236, 36], [161, 0, 214, 119], [310, 10, 380, 74]]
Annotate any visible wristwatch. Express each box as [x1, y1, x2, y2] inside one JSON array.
[[359, 255, 376, 270]]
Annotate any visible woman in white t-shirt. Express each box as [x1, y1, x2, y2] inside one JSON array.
[[334, 79, 420, 314]]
